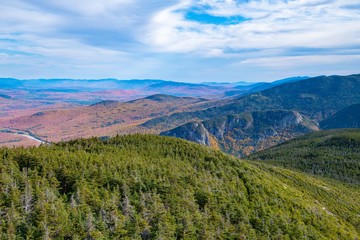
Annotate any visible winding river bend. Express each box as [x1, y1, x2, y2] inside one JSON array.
[[0, 128, 48, 144]]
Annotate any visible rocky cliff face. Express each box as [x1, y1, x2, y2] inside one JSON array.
[[161, 121, 212, 146], [157, 75, 359, 158], [161, 110, 318, 157]]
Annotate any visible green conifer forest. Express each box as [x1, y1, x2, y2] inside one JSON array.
[[1, 134, 359, 239]]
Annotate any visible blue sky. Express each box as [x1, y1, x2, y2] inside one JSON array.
[[0, 0, 360, 82]]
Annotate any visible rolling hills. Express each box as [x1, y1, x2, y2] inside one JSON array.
[[0, 78, 248, 139], [0, 134, 359, 239], [0, 77, 254, 147], [0, 95, 215, 144]]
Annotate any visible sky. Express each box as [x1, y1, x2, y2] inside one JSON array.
[[0, 0, 360, 82]]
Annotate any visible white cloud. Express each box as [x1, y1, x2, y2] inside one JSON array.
[[0, 0, 359, 81], [0, 0, 63, 33], [35, 0, 134, 16], [238, 54, 360, 68], [144, 0, 360, 55]]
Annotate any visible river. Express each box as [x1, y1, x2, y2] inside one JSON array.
[[0, 128, 47, 144]]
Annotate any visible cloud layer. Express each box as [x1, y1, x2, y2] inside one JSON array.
[[1, 0, 359, 82]]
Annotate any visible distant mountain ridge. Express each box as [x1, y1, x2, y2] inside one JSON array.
[[0, 76, 308, 94], [224, 76, 309, 97], [0, 78, 259, 105]]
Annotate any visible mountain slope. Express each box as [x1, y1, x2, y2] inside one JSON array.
[[224, 76, 309, 97], [215, 74, 360, 121], [147, 74, 360, 155], [161, 110, 319, 157], [0, 134, 359, 239], [143, 74, 360, 131], [248, 129, 360, 184], [320, 103, 360, 129]]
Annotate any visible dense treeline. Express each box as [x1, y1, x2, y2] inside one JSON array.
[[1, 134, 359, 239], [249, 129, 360, 184], [320, 104, 360, 129]]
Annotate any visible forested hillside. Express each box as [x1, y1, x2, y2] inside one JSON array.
[[249, 129, 360, 184], [143, 74, 360, 131], [152, 74, 360, 156], [320, 104, 360, 129], [1, 135, 359, 239]]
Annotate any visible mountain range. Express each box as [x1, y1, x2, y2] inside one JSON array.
[[1, 74, 360, 154], [160, 74, 360, 156], [0, 78, 265, 105], [1, 74, 360, 239]]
